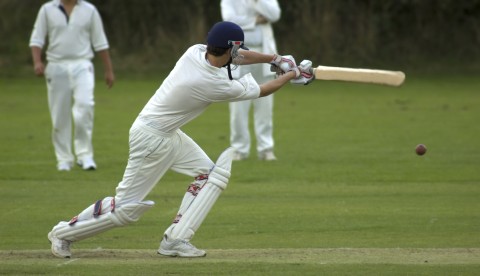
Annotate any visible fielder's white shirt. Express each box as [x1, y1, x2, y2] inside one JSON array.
[[29, 0, 109, 62], [221, 0, 280, 76], [138, 44, 261, 134]]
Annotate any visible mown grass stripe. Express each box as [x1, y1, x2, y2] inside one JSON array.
[[1, 248, 478, 264]]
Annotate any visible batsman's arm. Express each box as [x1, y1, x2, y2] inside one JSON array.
[[259, 71, 296, 97], [234, 49, 274, 65], [233, 49, 298, 96], [236, 50, 299, 77]]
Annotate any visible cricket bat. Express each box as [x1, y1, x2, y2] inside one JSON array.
[[313, 66, 405, 87]]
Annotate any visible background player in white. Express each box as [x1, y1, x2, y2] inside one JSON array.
[[221, 0, 281, 161], [46, 21, 313, 258], [29, 0, 115, 171]]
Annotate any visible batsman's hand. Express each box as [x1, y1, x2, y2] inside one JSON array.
[[270, 54, 300, 77], [291, 60, 315, 85]]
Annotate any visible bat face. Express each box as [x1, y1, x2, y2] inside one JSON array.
[[314, 66, 405, 87]]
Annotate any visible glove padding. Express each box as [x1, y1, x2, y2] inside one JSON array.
[[291, 60, 315, 85], [270, 55, 300, 77]]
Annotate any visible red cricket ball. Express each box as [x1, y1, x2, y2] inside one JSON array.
[[415, 144, 427, 156]]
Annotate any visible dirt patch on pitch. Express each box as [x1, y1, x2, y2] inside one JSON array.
[[1, 248, 479, 264]]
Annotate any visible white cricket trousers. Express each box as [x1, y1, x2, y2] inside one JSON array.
[[57, 120, 215, 240], [229, 62, 274, 156], [45, 60, 95, 164], [114, 119, 214, 205]]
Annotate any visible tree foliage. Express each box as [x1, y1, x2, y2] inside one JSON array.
[[1, 0, 479, 75]]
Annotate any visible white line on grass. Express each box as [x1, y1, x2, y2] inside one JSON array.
[[56, 258, 79, 267]]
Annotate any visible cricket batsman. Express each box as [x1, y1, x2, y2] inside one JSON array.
[[47, 21, 314, 258]]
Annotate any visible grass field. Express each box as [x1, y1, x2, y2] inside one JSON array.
[[1, 73, 479, 275]]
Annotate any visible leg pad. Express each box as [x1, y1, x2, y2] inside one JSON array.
[[166, 148, 234, 241], [55, 201, 154, 242]]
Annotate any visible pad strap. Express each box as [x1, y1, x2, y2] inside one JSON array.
[[93, 200, 102, 218]]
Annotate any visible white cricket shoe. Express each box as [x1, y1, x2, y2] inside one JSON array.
[[77, 157, 97, 170], [57, 162, 72, 171], [157, 235, 206, 257], [48, 230, 72, 258], [232, 151, 248, 161], [258, 150, 277, 161]]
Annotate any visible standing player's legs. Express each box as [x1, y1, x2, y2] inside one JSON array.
[[250, 64, 275, 160], [229, 63, 256, 160], [253, 95, 275, 158], [45, 62, 74, 170], [229, 100, 252, 160], [71, 60, 96, 170]]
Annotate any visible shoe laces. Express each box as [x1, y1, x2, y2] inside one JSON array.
[[180, 240, 194, 248], [182, 240, 193, 247]]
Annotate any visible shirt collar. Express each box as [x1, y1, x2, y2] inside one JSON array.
[[53, 0, 82, 6]]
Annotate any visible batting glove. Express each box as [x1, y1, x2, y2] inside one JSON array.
[[270, 54, 300, 77], [291, 60, 315, 85]]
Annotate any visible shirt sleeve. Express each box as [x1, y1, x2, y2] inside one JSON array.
[[221, 0, 256, 30], [255, 0, 281, 23], [90, 8, 109, 51], [226, 73, 261, 102], [29, 5, 47, 48]]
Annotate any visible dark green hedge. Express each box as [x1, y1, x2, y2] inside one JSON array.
[[1, 0, 479, 75]]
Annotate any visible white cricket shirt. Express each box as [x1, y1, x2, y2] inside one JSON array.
[[138, 44, 261, 133], [29, 0, 109, 62]]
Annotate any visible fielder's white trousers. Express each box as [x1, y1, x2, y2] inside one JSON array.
[[114, 119, 214, 205], [44, 60, 95, 164], [229, 62, 274, 156]]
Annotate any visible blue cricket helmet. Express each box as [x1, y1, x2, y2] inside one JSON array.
[[207, 21, 248, 50]]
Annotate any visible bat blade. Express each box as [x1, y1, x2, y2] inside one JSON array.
[[314, 66, 405, 87]]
